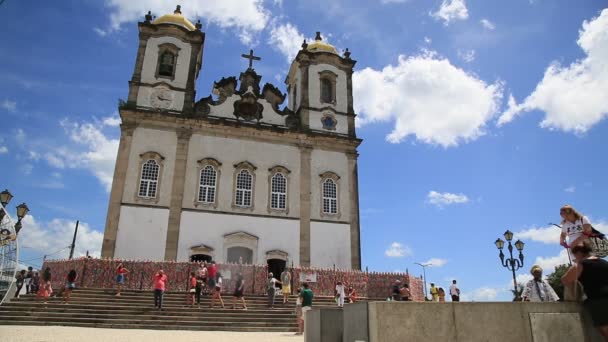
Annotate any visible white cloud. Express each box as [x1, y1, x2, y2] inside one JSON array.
[[431, 0, 469, 25], [269, 22, 305, 63], [427, 191, 469, 207], [423, 258, 448, 267], [514, 225, 561, 244], [354, 52, 502, 147], [102, 115, 121, 127], [457, 49, 476, 63], [41, 119, 118, 192], [497, 9, 608, 132], [93, 27, 108, 37], [28, 151, 40, 161], [15, 128, 26, 143], [385, 242, 413, 258], [564, 186, 576, 193], [534, 249, 571, 273], [424, 36, 432, 44], [0, 146, 7, 154], [103, 0, 270, 44], [20, 215, 103, 258], [2, 99, 16, 112], [480, 19, 495, 30]]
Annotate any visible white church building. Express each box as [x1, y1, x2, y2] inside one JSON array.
[[101, 6, 362, 271]]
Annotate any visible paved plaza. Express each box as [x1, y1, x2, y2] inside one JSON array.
[[0, 326, 304, 342]]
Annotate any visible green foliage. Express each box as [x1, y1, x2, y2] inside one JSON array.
[[118, 98, 135, 110], [511, 283, 524, 301], [547, 264, 570, 301]]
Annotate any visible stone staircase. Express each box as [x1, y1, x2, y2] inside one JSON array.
[[0, 288, 349, 332]]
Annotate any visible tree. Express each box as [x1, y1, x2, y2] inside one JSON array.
[[547, 264, 570, 301], [511, 283, 524, 301]]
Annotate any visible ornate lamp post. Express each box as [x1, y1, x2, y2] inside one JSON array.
[[495, 230, 525, 295], [0, 189, 30, 304]]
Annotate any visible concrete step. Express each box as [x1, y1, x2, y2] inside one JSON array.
[[0, 320, 296, 332]]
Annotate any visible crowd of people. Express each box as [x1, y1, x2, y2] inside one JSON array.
[[10, 204, 606, 339]]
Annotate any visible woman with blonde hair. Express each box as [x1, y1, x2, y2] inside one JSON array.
[[559, 205, 593, 249]]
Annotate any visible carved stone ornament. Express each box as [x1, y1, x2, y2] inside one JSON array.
[[321, 113, 337, 130], [238, 69, 262, 95], [193, 95, 212, 117], [233, 92, 264, 122], [212, 76, 237, 104], [262, 83, 286, 111]]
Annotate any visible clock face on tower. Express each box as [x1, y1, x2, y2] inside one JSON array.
[[150, 89, 174, 109]]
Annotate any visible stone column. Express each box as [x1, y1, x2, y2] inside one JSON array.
[[299, 61, 311, 129], [183, 42, 202, 114], [127, 34, 149, 104], [347, 151, 362, 270], [345, 69, 356, 137], [101, 121, 137, 258], [299, 144, 313, 267], [164, 128, 192, 261]]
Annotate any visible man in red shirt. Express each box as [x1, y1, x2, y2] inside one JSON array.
[[153, 269, 167, 310], [207, 262, 217, 289]]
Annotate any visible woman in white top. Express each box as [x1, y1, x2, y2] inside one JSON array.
[[559, 205, 593, 250]]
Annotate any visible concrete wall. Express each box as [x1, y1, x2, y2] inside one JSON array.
[[364, 302, 602, 342], [310, 221, 351, 269], [305, 308, 344, 342], [114, 206, 169, 260]]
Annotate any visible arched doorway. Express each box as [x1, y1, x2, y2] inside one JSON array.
[[227, 246, 253, 264], [190, 254, 212, 262], [267, 258, 287, 288]]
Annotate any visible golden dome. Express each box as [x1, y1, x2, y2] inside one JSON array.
[[306, 32, 338, 54], [152, 6, 196, 31]]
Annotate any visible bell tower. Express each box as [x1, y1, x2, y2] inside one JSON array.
[[127, 6, 205, 113], [286, 32, 357, 137]]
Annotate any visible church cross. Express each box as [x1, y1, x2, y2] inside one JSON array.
[[241, 49, 261, 69]]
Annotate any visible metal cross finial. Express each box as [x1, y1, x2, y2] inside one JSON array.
[[241, 49, 261, 69]]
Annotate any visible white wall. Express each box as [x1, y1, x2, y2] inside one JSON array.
[[178, 211, 301, 265], [182, 135, 301, 217], [115, 206, 169, 260], [308, 64, 348, 113], [310, 222, 351, 269], [123, 127, 177, 207], [310, 149, 351, 221], [308, 111, 349, 135], [140, 36, 192, 88]]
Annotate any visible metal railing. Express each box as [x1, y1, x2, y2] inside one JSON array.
[[0, 202, 19, 305]]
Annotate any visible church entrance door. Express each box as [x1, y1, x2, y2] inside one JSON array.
[[190, 254, 212, 263], [267, 258, 286, 288], [227, 246, 253, 264]]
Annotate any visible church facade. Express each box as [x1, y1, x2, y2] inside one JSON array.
[[101, 7, 362, 270]]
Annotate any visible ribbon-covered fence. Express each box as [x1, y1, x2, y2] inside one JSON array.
[[41, 258, 424, 301]]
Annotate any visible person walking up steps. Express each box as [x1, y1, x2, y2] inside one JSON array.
[[281, 268, 292, 304], [231, 273, 247, 310], [25, 266, 33, 294], [14, 270, 25, 298], [37, 268, 52, 305], [210, 272, 225, 309], [153, 269, 167, 310], [63, 269, 77, 304], [450, 280, 460, 302], [267, 272, 282, 309], [115, 263, 129, 296], [430, 283, 439, 302], [188, 272, 197, 307]]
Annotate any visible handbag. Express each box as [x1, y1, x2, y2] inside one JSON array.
[[583, 218, 608, 258]]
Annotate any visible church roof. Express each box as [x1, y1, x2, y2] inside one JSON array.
[[152, 5, 196, 31], [306, 32, 338, 54]]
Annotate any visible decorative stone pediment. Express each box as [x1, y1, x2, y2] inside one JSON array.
[[266, 249, 288, 261], [212, 76, 237, 104], [233, 92, 264, 122], [224, 231, 259, 241], [238, 69, 262, 95], [190, 244, 214, 255], [262, 83, 286, 111]]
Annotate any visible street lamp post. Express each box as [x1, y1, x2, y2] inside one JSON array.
[[494, 230, 525, 296], [415, 262, 433, 301]]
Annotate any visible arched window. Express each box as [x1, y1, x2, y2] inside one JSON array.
[[322, 178, 338, 214], [235, 169, 253, 207], [198, 165, 217, 203], [321, 78, 333, 104], [270, 173, 287, 210], [158, 51, 176, 77], [138, 160, 159, 198]]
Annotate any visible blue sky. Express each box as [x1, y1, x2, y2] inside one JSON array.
[[0, 0, 607, 301]]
